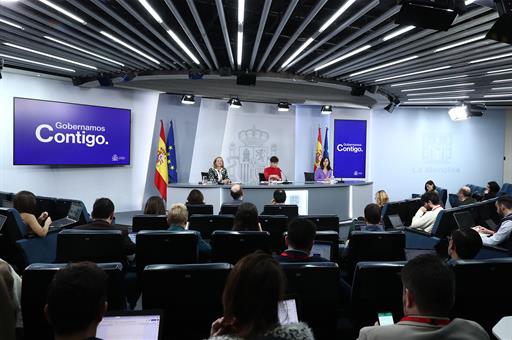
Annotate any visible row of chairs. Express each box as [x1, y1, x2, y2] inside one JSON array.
[[381, 198, 422, 227], [21, 257, 512, 340], [184, 203, 301, 220]]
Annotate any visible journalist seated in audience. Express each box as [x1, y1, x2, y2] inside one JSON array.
[[73, 198, 135, 255], [275, 218, 328, 263], [13, 190, 52, 237], [475, 195, 512, 247], [457, 186, 476, 206], [424, 180, 437, 193], [223, 184, 244, 206], [375, 190, 389, 208], [483, 181, 500, 200], [186, 189, 205, 205], [232, 202, 261, 232], [447, 228, 482, 264], [357, 254, 489, 340], [360, 203, 384, 232], [410, 192, 443, 233], [143, 196, 166, 215], [45, 262, 108, 340], [209, 252, 314, 340], [271, 189, 286, 205], [0, 272, 15, 340], [167, 203, 211, 259], [0, 260, 22, 330]]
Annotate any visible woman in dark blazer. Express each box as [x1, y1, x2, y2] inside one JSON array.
[[208, 156, 231, 184]]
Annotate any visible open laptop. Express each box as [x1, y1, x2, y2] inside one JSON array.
[[96, 310, 163, 340], [484, 219, 498, 231], [0, 214, 7, 232], [50, 202, 82, 229], [387, 214, 405, 228], [311, 240, 332, 261], [453, 211, 476, 229]]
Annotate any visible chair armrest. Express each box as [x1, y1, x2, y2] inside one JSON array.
[[405, 228, 440, 250]]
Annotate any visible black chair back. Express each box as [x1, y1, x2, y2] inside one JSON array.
[[345, 231, 406, 280], [186, 204, 214, 216], [136, 231, 198, 277], [262, 205, 299, 220], [211, 231, 271, 264], [351, 261, 406, 330], [259, 215, 288, 253], [304, 172, 315, 181], [281, 262, 340, 340], [451, 258, 512, 333], [142, 263, 231, 339], [304, 214, 339, 232], [220, 204, 240, 215], [315, 230, 340, 262], [21, 262, 126, 340], [56, 230, 125, 264], [132, 214, 168, 232], [188, 214, 234, 239]]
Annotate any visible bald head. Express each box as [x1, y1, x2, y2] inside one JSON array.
[[230, 184, 243, 201]]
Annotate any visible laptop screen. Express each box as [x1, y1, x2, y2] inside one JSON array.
[[96, 313, 161, 340], [453, 211, 476, 229], [388, 214, 403, 228], [67, 202, 82, 221], [278, 299, 299, 325], [311, 241, 332, 261], [0, 215, 7, 232]]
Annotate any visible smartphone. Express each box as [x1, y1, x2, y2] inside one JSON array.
[[278, 299, 299, 325], [378, 312, 394, 326]]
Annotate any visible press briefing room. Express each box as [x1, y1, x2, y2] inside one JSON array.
[[2, 0, 512, 339]]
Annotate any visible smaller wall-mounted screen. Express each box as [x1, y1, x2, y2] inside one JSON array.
[[13, 98, 131, 165]]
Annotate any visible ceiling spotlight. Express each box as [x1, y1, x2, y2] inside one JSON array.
[[384, 96, 401, 113], [181, 94, 195, 105], [321, 105, 333, 115], [228, 97, 242, 108], [448, 104, 469, 121], [277, 102, 290, 112]]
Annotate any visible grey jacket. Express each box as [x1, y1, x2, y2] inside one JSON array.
[[208, 322, 314, 340]]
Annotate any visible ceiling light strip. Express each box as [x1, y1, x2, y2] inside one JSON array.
[[408, 95, 470, 101], [314, 44, 371, 71], [487, 68, 512, 74], [319, 0, 357, 32], [349, 55, 419, 77], [0, 53, 75, 72], [100, 31, 160, 64], [376, 66, 452, 82], [484, 93, 512, 98], [43, 36, 124, 67], [282, 38, 315, 68], [382, 25, 415, 41], [403, 101, 459, 105], [434, 35, 486, 53], [407, 89, 475, 96], [469, 52, 512, 64], [3, 42, 97, 70], [237, 0, 245, 67], [0, 17, 24, 30], [137, 0, 163, 23], [492, 79, 512, 83], [402, 83, 475, 92], [167, 30, 200, 64], [39, 0, 86, 25], [391, 75, 468, 87], [492, 87, 512, 91]]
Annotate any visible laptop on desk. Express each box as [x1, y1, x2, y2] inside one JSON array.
[[311, 241, 333, 261], [453, 211, 476, 229], [0, 214, 7, 232], [97, 310, 163, 340], [388, 214, 405, 228], [50, 202, 82, 229]]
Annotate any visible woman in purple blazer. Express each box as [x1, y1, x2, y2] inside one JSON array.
[[315, 157, 334, 182]]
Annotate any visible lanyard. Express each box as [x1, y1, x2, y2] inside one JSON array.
[[400, 316, 451, 326], [280, 251, 310, 260]]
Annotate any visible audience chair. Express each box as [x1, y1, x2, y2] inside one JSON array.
[[210, 230, 271, 264], [188, 214, 234, 239], [261, 204, 299, 220], [56, 230, 125, 265], [315, 230, 340, 262], [142, 263, 232, 340], [281, 262, 340, 340], [259, 215, 288, 253], [219, 204, 240, 215], [21, 262, 126, 340], [132, 214, 169, 232], [35, 196, 57, 221], [186, 204, 214, 216], [304, 214, 339, 233]]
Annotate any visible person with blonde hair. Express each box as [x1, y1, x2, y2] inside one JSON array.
[[375, 190, 389, 208], [208, 156, 231, 184], [167, 203, 211, 260]]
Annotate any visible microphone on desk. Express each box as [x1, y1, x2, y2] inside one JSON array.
[[281, 170, 291, 184]]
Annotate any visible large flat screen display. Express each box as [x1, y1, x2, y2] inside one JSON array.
[[333, 119, 367, 178], [13, 97, 131, 165]]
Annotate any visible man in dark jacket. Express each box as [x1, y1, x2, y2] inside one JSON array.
[[275, 218, 328, 263]]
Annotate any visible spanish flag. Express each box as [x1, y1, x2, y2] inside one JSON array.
[[154, 120, 168, 201], [314, 127, 323, 171]]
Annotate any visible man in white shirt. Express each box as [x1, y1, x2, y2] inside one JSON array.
[[410, 192, 444, 233], [475, 195, 512, 247]]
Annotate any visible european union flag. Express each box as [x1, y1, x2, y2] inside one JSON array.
[[167, 120, 178, 183], [323, 127, 329, 159]]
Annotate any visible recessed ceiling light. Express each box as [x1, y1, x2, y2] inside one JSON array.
[[3, 42, 97, 69], [314, 44, 371, 71], [0, 53, 75, 72], [321, 105, 333, 114], [469, 52, 512, 64], [408, 95, 470, 100], [382, 26, 415, 41], [39, 0, 86, 25], [376, 66, 451, 82], [44, 36, 124, 67], [277, 101, 290, 112], [100, 31, 160, 64], [181, 94, 195, 104], [484, 93, 512, 98], [434, 35, 486, 53], [319, 0, 357, 33], [282, 38, 315, 69], [0, 18, 24, 30], [350, 55, 419, 77], [402, 83, 474, 92], [391, 75, 467, 87], [407, 89, 475, 96]]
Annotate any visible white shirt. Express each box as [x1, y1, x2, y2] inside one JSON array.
[[214, 168, 222, 182], [410, 205, 443, 234], [481, 215, 512, 247]]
